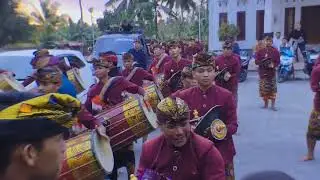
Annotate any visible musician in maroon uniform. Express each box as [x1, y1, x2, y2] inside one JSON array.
[[149, 44, 171, 75], [83, 55, 145, 180], [215, 41, 241, 104], [99, 51, 121, 77], [29, 67, 62, 94], [184, 39, 202, 60], [172, 66, 197, 96], [255, 34, 280, 111], [136, 97, 226, 180], [304, 58, 320, 161], [163, 42, 191, 81], [122, 52, 154, 87], [174, 53, 238, 180]]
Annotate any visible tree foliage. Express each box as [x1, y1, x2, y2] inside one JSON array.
[[0, 0, 34, 46], [218, 23, 240, 41]]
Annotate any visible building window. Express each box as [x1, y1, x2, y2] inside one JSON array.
[[285, 7, 295, 38], [237, 11, 246, 41], [219, 13, 228, 27]]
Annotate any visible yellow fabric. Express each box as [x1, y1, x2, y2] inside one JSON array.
[[157, 97, 189, 120], [0, 93, 81, 128]]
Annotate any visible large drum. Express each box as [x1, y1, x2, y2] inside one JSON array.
[[0, 74, 25, 92], [67, 68, 86, 94], [95, 96, 158, 151], [59, 131, 114, 180], [143, 83, 164, 111]]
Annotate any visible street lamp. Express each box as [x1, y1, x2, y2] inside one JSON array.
[[198, 5, 201, 41], [89, 7, 95, 48], [79, 0, 84, 53]]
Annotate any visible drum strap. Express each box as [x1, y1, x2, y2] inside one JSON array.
[[99, 76, 120, 102], [156, 54, 168, 69], [126, 67, 139, 81]]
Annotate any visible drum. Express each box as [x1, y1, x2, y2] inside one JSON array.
[[155, 74, 169, 97], [95, 96, 158, 151], [215, 67, 228, 82], [143, 83, 164, 111], [167, 71, 183, 93], [59, 130, 114, 180], [67, 68, 86, 94], [0, 74, 25, 92], [194, 105, 227, 141]]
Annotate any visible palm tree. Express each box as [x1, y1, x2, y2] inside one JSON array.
[[162, 0, 196, 13], [16, 0, 68, 45], [105, 0, 178, 38]]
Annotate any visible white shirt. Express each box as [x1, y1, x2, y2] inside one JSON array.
[[273, 37, 282, 51]]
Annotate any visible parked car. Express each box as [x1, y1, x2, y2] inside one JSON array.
[[93, 32, 151, 70], [0, 49, 94, 102]]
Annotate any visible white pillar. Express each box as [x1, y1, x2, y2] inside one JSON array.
[[295, 3, 301, 24], [208, 0, 221, 51], [208, 0, 214, 51], [245, 1, 257, 49], [264, 0, 282, 34], [228, 1, 237, 25]]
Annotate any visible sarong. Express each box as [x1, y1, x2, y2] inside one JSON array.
[[307, 110, 320, 140], [259, 77, 277, 100]]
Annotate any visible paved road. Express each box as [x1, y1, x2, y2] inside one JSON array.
[[117, 71, 320, 180]]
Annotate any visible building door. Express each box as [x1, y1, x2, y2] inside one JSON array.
[[256, 10, 264, 40], [284, 8, 295, 39], [301, 6, 320, 44]]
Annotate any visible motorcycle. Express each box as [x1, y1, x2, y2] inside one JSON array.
[[303, 49, 320, 76], [239, 51, 250, 82], [278, 47, 294, 83]]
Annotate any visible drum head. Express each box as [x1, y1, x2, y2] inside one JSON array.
[[91, 130, 114, 174], [138, 96, 158, 129]]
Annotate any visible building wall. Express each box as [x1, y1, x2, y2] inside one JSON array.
[[208, 0, 320, 51]]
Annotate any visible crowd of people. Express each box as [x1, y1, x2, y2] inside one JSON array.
[[0, 28, 317, 180]]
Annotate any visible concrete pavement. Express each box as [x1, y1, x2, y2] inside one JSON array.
[[117, 71, 319, 180]]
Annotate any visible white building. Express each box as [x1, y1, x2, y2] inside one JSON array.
[[208, 0, 320, 51]]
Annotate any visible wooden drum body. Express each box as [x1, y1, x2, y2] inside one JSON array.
[[67, 68, 86, 94], [59, 131, 114, 180], [95, 96, 158, 151]]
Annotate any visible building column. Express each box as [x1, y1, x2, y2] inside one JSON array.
[[264, 0, 281, 33], [208, 0, 213, 51], [208, 0, 215, 51], [295, 3, 302, 24]]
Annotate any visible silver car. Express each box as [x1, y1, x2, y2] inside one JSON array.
[[0, 49, 95, 102]]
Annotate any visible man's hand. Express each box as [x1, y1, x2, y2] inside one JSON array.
[[224, 72, 231, 81], [96, 125, 110, 141], [138, 88, 146, 96]]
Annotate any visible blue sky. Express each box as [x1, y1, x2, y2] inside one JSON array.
[[55, 0, 108, 24], [23, 0, 109, 24]]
